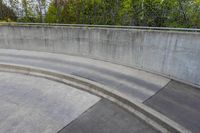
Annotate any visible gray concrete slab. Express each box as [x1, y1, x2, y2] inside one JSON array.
[[0, 49, 170, 102], [0, 72, 100, 133], [59, 99, 160, 133], [144, 81, 200, 133]]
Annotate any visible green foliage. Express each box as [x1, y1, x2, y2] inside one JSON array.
[[61, 0, 80, 24], [0, 0, 17, 21], [45, 2, 58, 23], [1, 0, 200, 28], [160, 0, 200, 28]]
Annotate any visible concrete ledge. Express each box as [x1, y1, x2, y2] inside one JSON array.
[[0, 63, 191, 133]]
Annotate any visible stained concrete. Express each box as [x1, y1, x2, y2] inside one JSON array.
[[145, 81, 200, 133], [0, 72, 100, 133], [59, 99, 160, 133], [0, 25, 199, 86], [0, 49, 170, 102]]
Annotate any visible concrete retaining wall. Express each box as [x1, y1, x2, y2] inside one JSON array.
[[0, 25, 200, 86]]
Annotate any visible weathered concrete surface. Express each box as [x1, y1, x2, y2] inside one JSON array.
[[59, 99, 160, 133], [145, 81, 200, 133], [0, 72, 100, 133], [0, 25, 199, 86], [0, 49, 170, 102]]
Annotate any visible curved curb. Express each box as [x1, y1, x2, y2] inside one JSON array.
[[0, 63, 191, 133]]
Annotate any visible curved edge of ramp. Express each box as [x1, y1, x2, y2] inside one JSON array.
[[0, 63, 191, 133]]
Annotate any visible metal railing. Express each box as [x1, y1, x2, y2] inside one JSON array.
[[0, 22, 200, 32]]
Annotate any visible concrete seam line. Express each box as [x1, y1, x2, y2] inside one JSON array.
[[143, 81, 171, 103], [0, 63, 191, 133]]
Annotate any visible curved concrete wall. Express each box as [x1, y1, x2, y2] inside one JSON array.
[[0, 25, 200, 86]]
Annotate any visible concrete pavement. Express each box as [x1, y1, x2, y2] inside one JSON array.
[[145, 81, 200, 133], [0, 72, 100, 133], [59, 99, 159, 133]]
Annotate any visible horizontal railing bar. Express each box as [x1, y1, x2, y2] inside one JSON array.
[[0, 22, 200, 32]]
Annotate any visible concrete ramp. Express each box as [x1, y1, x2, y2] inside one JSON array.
[[0, 49, 170, 102]]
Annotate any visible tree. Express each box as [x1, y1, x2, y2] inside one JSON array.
[[29, 0, 200, 28], [0, 0, 17, 21], [45, 1, 58, 23]]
